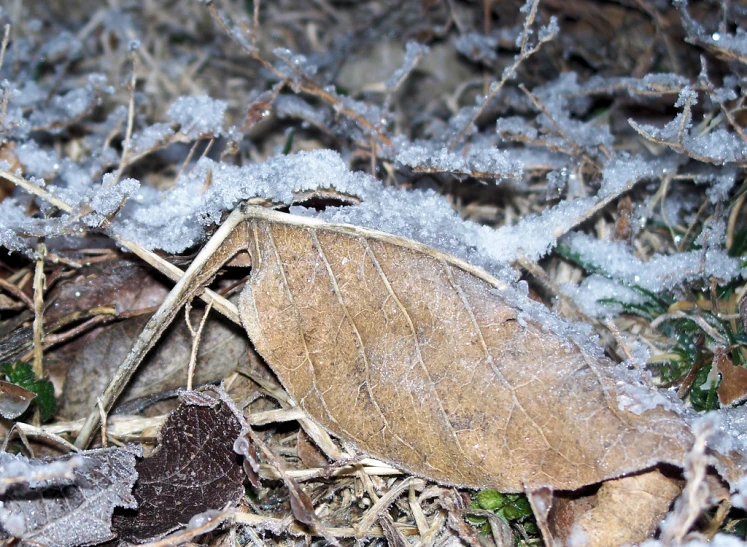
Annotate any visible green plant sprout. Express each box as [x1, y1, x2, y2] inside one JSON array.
[[467, 489, 538, 537]]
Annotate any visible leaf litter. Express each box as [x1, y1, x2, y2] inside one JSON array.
[[1, 0, 747, 546], [112, 388, 247, 543], [0, 447, 138, 547]]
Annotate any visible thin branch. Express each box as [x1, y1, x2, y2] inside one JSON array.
[[447, 0, 556, 150], [0, 277, 33, 309], [185, 301, 213, 391], [32, 241, 46, 382]]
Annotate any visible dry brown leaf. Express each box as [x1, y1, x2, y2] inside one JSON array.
[[714, 347, 747, 407], [228, 207, 692, 491], [543, 469, 682, 546]]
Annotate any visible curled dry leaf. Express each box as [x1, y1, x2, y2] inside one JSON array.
[[537, 469, 682, 546], [0, 380, 35, 419]]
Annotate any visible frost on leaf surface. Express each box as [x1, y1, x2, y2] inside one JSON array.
[[0, 448, 138, 547], [112, 388, 246, 543], [228, 208, 694, 492]]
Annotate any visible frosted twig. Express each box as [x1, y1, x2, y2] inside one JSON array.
[[0, 170, 74, 212], [379, 41, 428, 129], [275, 51, 394, 147], [447, 0, 557, 150], [5, 422, 79, 453], [660, 416, 714, 543], [185, 301, 213, 391], [629, 95, 747, 166], [105, 50, 138, 190], [720, 103, 747, 143], [207, 3, 392, 148], [518, 83, 586, 161], [0, 24, 10, 75], [0, 169, 241, 324], [251, 0, 260, 49], [552, 177, 647, 239], [0, 24, 9, 127]]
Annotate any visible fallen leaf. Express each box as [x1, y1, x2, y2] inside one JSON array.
[[112, 387, 247, 543], [0, 379, 35, 419], [714, 347, 747, 406], [229, 207, 692, 491], [540, 469, 682, 546], [0, 447, 138, 547]]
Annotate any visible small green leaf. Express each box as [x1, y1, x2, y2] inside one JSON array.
[[465, 513, 487, 526], [282, 128, 295, 155], [476, 489, 506, 511], [2, 361, 57, 421]]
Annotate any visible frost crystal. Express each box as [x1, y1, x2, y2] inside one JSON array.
[[167, 96, 227, 139], [565, 231, 743, 294]]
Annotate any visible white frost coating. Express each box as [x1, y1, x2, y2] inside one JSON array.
[[129, 122, 175, 154], [15, 141, 60, 177], [579, 72, 691, 97], [565, 232, 743, 293], [598, 154, 677, 198], [693, 166, 738, 204], [275, 95, 329, 126], [27, 74, 112, 133], [0, 452, 83, 495], [83, 176, 140, 227], [532, 72, 614, 151], [480, 197, 595, 264], [166, 96, 227, 140], [496, 116, 539, 140], [395, 140, 523, 178], [617, 380, 681, 415], [631, 87, 747, 164], [564, 275, 647, 318], [386, 41, 430, 89], [712, 405, 747, 466]]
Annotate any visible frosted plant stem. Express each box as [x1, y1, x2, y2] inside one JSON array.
[[447, 0, 553, 151], [0, 170, 74, 213], [104, 51, 137, 190], [554, 177, 646, 239], [185, 301, 213, 391], [74, 208, 247, 449], [32, 241, 46, 385]]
